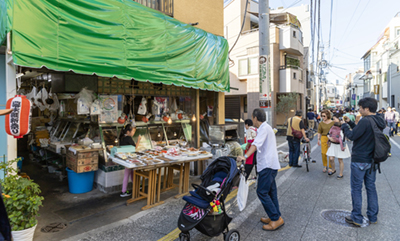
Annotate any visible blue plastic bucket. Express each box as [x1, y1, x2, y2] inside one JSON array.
[[66, 168, 95, 194]]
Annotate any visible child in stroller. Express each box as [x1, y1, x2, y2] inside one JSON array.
[[177, 156, 244, 241]]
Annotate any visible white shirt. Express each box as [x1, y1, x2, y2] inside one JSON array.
[[251, 122, 281, 172]]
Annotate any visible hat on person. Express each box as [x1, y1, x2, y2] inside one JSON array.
[[0, 109, 12, 116], [295, 110, 303, 116]]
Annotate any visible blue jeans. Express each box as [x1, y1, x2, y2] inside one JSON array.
[[350, 162, 379, 224], [388, 122, 396, 136], [288, 139, 300, 166], [257, 168, 281, 221]]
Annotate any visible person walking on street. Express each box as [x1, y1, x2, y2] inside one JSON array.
[[287, 110, 310, 168], [393, 108, 399, 135], [326, 114, 351, 179], [237, 109, 284, 231], [244, 119, 257, 180], [318, 110, 334, 173], [307, 109, 315, 131], [384, 107, 396, 137], [341, 97, 385, 226]]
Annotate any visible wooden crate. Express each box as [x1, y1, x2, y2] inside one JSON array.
[[66, 149, 100, 173]]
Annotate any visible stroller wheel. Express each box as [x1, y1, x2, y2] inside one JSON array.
[[224, 229, 240, 241], [179, 232, 190, 241]]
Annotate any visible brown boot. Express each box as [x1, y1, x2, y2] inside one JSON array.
[[262, 217, 284, 231], [260, 218, 271, 224]]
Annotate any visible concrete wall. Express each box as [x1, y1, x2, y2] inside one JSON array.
[[174, 0, 224, 36]]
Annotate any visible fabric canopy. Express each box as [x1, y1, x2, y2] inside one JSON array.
[[0, 0, 230, 92]]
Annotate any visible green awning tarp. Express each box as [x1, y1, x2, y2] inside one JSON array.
[[1, 0, 229, 92]]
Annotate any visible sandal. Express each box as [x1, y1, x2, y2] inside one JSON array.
[[337, 175, 343, 179], [328, 170, 336, 176], [323, 168, 327, 173]]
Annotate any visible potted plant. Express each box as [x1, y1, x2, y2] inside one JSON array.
[[0, 158, 44, 241]]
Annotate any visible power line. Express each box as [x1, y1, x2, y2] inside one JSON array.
[[328, 0, 333, 61], [328, 67, 345, 80], [343, 0, 372, 45], [229, 0, 249, 54], [336, 0, 363, 48]]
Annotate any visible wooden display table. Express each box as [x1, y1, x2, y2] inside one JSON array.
[[111, 154, 213, 210]]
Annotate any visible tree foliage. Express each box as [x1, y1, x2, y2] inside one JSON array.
[[0, 158, 44, 231], [275, 93, 298, 125]]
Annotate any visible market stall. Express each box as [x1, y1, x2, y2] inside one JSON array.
[[2, 0, 230, 212]]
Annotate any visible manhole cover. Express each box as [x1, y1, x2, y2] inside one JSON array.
[[41, 223, 68, 233], [321, 209, 369, 228]]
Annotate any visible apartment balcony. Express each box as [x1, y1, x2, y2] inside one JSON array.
[[279, 26, 304, 56], [133, 0, 173, 16], [279, 67, 303, 93]]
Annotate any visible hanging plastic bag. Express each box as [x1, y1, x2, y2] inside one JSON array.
[[35, 88, 48, 111], [91, 99, 101, 115], [75, 88, 95, 108], [171, 98, 178, 112], [237, 173, 248, 211], [26, 86, 37, 108], [48, 88, 60, 112], [77, 98, 90, 115], [137, 97, 147, 115]]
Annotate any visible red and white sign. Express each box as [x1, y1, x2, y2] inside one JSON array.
[[5, 95, 32, 138]]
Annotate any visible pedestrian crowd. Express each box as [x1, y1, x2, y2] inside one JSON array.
[[235, 97, 389, 232]]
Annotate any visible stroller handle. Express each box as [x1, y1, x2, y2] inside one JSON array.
[[192, 183, 216, 196]]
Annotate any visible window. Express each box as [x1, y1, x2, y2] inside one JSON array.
[[364, 54, 371, 71], [238, 57, 259, 76], [396, 27, 400, 37], [244, 97, 247, 113], [248, 57, 258, 75], [293, 72, 297, 79], [293, 30, 296, 38], [238, 59, 248, 76]]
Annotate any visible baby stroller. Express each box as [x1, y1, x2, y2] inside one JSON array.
[[178, 156, 243, 241]]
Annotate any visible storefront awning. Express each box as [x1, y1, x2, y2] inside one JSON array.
[[0, 0, 230, 92]]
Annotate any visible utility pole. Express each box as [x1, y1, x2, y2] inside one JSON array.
[[259, 0, 273, 125]]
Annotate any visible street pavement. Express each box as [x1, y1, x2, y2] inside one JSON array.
[[62, 135, 400, 241]]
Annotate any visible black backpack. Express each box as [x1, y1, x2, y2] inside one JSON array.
[[367, 117, 391, 173]]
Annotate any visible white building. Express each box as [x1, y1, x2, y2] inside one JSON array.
[[361, 12, 400, 109], [224, 0, 311, 126]]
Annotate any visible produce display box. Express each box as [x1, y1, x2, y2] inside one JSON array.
[[66, 148, 101, 173]]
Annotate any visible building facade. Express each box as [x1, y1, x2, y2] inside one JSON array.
[[361, 12, 400, 109], [224, 0, 310, 126]]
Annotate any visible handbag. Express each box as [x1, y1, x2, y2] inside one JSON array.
[[290, 117, 303, 139]]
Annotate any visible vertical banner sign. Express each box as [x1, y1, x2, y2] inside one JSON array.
[[259, 55, 270, 107]]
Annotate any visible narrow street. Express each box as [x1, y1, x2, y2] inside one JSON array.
[[60, 135, 400, 241]]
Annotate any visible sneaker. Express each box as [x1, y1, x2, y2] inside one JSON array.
[[369, 220, 378, 224], [345, 216, 361, 227], [120, 191, 131, 197]]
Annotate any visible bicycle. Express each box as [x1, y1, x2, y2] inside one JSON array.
[[301, 129, 314, 172]]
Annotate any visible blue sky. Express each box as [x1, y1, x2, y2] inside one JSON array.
[[269, 0, 400, 84]]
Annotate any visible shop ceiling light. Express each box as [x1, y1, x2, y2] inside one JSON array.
[[192, 115, 196, 122]]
